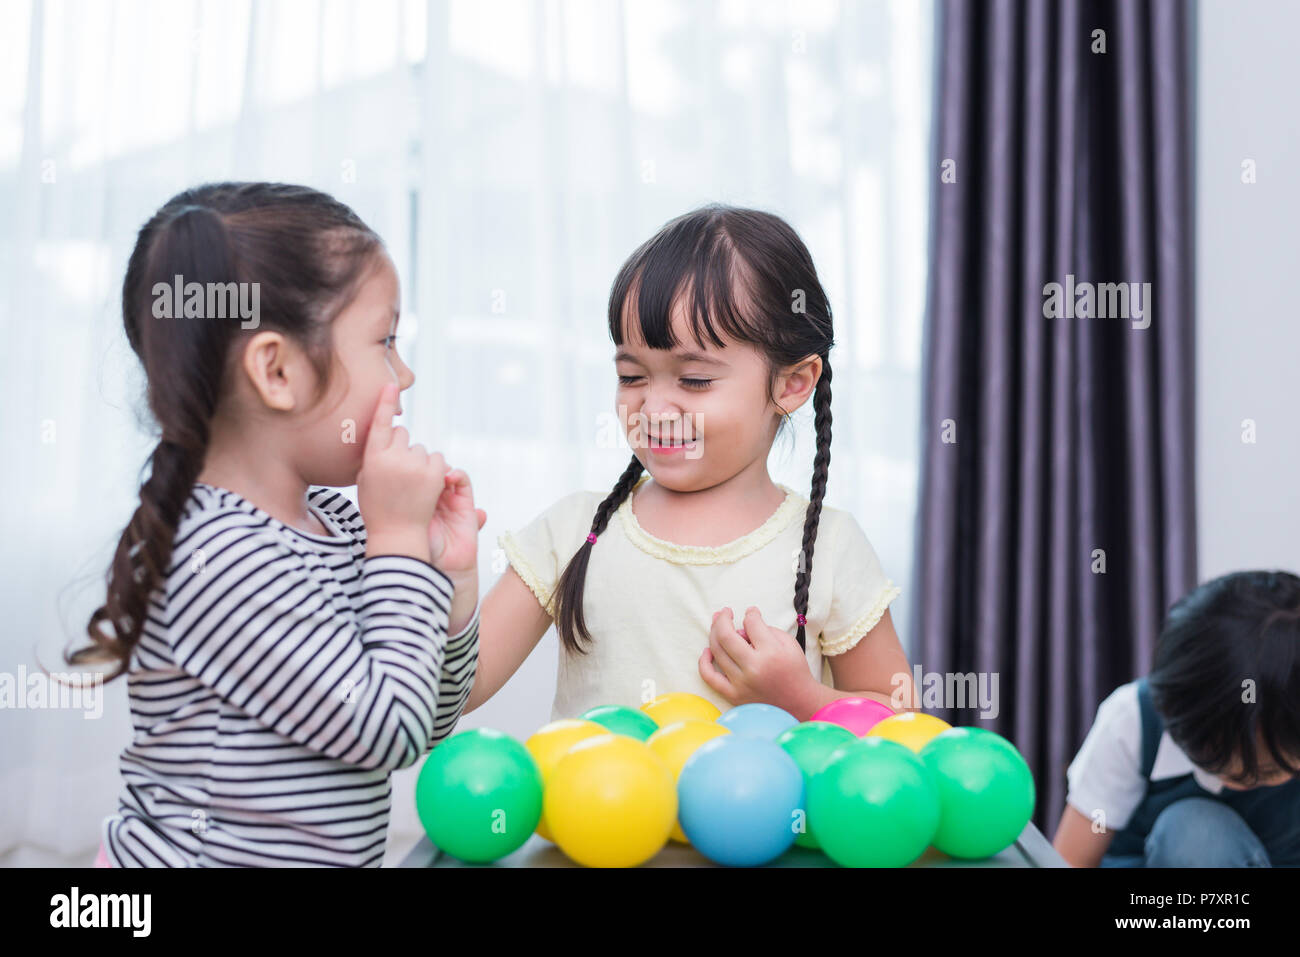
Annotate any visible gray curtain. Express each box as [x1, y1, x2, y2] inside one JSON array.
[[913, 0, 1197, 838]]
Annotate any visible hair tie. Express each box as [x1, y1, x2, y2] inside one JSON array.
[[168, 203, 214, 224], [796, 614, 807, 626], [586, 532, 598, 544]]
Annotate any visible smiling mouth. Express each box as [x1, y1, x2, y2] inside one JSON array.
[[647, 435, 695, 447]]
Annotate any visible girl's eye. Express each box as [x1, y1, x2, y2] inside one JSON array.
[[617, 375, 712, 390], [382, 335, 399, 348]]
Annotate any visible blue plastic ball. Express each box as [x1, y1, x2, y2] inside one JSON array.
[[677, 735, 804, 866], [716, 702, 799, 740]]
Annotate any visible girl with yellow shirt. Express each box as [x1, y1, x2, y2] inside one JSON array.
[[466, 205, 913, 723]]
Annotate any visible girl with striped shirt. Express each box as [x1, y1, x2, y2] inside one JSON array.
[[72, 183, 482, 867]]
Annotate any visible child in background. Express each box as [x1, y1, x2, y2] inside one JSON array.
[[465, 205, 914, 723], [73, 183, 483, 866], [1054, 570, 1300, 867]]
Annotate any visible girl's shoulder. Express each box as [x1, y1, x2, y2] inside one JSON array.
[[170, 483, 359, 568], [177, 483, 360, 534], [1094, 680, 1142, 724], [532, 487, 612, 522], [809, 503, 879, 561], [514, 488, 610, 542], [174, 482, 274, 540], [166, 483, 286, 584], [498, 488, 611, 597]]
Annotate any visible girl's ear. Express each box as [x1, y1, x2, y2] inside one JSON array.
[[240, 331, 300, 412], [775, 354, 822, 414]]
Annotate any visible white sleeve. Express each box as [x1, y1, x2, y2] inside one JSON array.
[[1064, 682, 1146, 832], [819, 513, 901, 656], [498, 491, 598, 617]]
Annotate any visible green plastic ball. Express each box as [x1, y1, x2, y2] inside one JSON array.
[[579, 704, 659, 741], [806, 737, 940, 867], [775, 721, 860, 849], [919, 727, 1036, 859], [415, 728, 543, 863]]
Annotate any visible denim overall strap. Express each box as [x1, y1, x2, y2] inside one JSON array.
[[1135, 676, 1161, 779], [1103, 677, 1204, 858]]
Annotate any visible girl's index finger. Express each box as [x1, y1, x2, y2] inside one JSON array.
[[367, 383, 400, 450]]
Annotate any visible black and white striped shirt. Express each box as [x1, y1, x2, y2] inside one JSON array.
[[102, 482, 478, 867]]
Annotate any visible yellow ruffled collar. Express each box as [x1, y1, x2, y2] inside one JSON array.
[[616, 474, 808, 565]]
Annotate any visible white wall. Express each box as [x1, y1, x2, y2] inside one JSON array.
[[1196, 0, 1300, 577]]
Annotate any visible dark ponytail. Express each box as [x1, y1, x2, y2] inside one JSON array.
[[69, 183, 381, 679], [551, 455, 645, 655], [792, 356, 832, 650], [552, 204, 835, 655]]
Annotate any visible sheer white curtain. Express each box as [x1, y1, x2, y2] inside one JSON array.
[[0, 0, 932, 866]]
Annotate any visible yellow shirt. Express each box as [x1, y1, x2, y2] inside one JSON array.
[[499, 475, 900, 722]]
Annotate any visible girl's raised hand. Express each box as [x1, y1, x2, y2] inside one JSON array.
[[699, 606, 813, 713], [357, 383, 446, 562], [428, 467, 486, 575]]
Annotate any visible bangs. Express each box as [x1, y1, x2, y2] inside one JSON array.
[[608, 208, 768, 352]]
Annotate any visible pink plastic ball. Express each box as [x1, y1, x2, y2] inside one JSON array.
[[810, 697, 897, 736]]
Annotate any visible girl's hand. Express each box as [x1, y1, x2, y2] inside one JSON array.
[[699, 606, 813, 713], [428, 467, 486, 575], [358, 383, 445, 562]]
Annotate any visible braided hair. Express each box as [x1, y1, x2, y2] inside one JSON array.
[[68, 182, 382, 679], [551, 205, 834, 655]]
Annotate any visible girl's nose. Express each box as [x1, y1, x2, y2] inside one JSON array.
[[641, 386, 684, 418], [397, 359, 415, 391]]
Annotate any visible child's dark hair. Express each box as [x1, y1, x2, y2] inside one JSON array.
[[69, 182, 382, 680], [1149, 570, 1300, 784], [551, 204, 835, 655]]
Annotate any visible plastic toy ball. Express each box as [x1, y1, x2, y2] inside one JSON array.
[[524, 719, 610, 842], [545, 734, 677, 867], [807, 737, 940, 867], [774, 721, 860, 849], [867, 711, 953, 752], [677, 735, 804, 866], [579, 704, 660, 741], [810, 696, 897, 736], [415, 728, 544, 864], [716, 702, 799, 740], [919, 727, 1036, 860], [645, 719, 732, 844], [641, 691, 722, 727]]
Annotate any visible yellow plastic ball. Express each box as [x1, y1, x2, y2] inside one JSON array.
[[866, 711, 953, 752], [646, 719, 733, 844], [640, 692, 722, 727], [544, 734, 677, 867], [524, 719, 610, 842]]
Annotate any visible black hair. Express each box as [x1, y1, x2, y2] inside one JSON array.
[[1149, 570, 1300, 784], [68, 182, 382, 680], [550, 204, 834, 655]]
